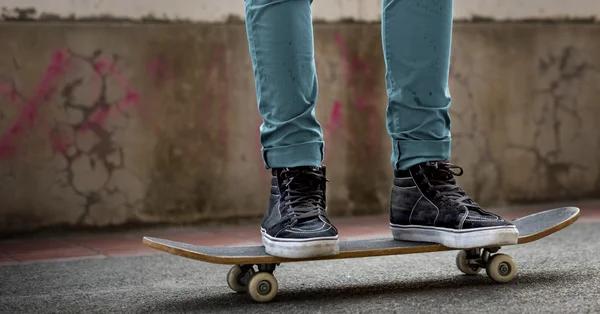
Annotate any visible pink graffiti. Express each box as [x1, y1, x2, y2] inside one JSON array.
[[334, 33, 375, 111], [332, 33, 380, 154], [79, 90, 140, 133], [323, 100, 344, 161], [326, 100, 344, 135], [0, 49, 72, 158], [78, 58, 141, 133], [0, 49, 145, 159], [47, 127, 70, 153]]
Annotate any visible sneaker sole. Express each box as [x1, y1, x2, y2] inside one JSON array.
[[389, 224, 519, 249], [261, 228, 339, 259]]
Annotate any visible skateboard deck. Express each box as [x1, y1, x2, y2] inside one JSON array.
[[143, 206, 579, 302], [143, 206, 579, 264]]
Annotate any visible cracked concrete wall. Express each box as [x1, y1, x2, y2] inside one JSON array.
[[0, 23, 599, 233]]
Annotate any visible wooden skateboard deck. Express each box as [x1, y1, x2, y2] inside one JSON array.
[[143, 206, 579, 302], [143, 206, 579, 264]]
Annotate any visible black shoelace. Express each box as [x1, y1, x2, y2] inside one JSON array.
[[421, 161, 486, 212], [280, 168, 327, 221]]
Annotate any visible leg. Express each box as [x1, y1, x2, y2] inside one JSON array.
[[382, 0, 452, 170], [244, 0, 338, 258], [382, 0, 518, 248], [245, 0, 323, 169]]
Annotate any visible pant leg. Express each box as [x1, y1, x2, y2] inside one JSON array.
[[381, 0, 453, 170], [244, 0, 323, 169]]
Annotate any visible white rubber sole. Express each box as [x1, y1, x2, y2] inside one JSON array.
[[390, 224, 519, 249], [261, 228, 339, 259]]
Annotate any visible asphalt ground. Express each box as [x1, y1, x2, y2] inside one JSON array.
[[1, 220, 598, 313]]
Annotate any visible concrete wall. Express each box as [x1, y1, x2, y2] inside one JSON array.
[[0, 22, 599, 234], [2, 0, 600, 22]]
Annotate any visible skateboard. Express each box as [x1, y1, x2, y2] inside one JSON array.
[[143, 206, 579, 303]]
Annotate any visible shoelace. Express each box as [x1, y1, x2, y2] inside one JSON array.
[[422, 161, 490, 213], [280, 168, 327, 221]]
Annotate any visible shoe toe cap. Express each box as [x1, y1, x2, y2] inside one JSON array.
[[278, 221, 338, 239], [462, 217, 515, 229]]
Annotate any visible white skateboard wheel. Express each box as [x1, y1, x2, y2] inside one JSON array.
[[486, 253, 517, 283], [247, 272, 278, 302]]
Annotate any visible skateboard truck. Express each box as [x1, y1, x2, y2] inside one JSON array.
[[456, 246, 516, 282], [465, 247, 500, 267], [227, 263, 279, 302]]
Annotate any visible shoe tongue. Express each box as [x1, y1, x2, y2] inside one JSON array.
[[282, 167, 322, 186], [421, 162, 455, 182]]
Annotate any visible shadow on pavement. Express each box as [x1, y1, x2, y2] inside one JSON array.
[[140, 270, 583, 311]]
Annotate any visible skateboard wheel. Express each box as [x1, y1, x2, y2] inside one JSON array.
[[227, 265, 254, 293], [485, 253, 517, 283], [247, 272, 278, 303], [455, 250, 481, 275]]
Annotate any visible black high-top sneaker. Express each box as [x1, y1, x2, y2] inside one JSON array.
[[261, 166, 339, 258], [389, 161, 518, 248]]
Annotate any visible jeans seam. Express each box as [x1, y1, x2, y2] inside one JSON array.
[[382, 0, 402, 169], [382, 2, 400, 124], [245, 4, 268, 167]]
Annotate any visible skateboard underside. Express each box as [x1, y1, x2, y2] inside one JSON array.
[[142, 206, 580, 302]]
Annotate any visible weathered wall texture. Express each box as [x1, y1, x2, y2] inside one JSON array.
[[0, 23, 599, 233]]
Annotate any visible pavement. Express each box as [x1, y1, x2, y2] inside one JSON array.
[[1, 201, 600, 313]]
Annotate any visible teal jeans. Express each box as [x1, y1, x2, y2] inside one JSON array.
[[245, 0, 453, 170]]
